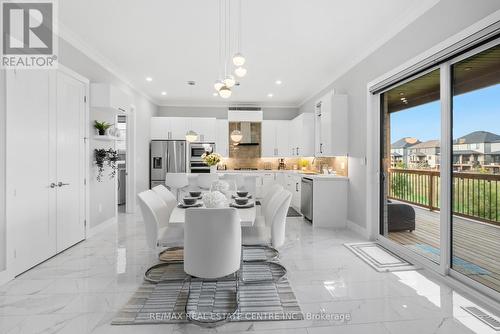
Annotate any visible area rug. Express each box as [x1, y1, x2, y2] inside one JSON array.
[[112, 261, 303, 325], [344, 242, 419, 272], [287, 207, 302, 217]]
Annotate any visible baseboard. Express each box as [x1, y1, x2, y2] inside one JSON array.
[[346, 220, 370, 240], [87, 216, 117, 238]]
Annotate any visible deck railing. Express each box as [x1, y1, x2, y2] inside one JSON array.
[[388, 168, 500, 225]]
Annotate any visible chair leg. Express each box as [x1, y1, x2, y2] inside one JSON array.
[[184, 273, 239, 327], [242, 244, 280, 262], [241, 261, 287, 284]]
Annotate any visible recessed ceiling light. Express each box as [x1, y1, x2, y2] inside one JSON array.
[[275, 80, 282, 85], [161, 91, 167, 96], [267, 93, 273, 98], [145, 77, 153, 82], [464, 67, 472, 71]]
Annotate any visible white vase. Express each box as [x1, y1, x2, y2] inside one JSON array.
[[210, 165, 217, 173]]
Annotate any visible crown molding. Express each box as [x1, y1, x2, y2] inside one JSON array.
[[57, 22, 160, 106], [298, 0, 440, 108], [157, 100, 300, 108]]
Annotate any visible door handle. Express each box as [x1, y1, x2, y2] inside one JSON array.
[[320, 143, 323, 154], [58, 182, 70, 187], [296, 182, 298, 192]]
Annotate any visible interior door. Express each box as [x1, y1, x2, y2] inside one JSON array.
[[6, 70, 57, 275], [55, 71, 86, 251]]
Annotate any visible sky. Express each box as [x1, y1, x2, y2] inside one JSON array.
[[390, 84, 500, 143]]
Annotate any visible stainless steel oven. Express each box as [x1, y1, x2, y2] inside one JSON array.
[[189, 142, 215, 172]]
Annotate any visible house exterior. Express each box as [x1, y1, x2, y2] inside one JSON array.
[[453, 131, 500, 172], [390, 137, 420, 168], [407, 140, 441, 169]]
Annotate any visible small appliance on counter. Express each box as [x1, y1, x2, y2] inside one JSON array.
[[278, 158, 286, 170]]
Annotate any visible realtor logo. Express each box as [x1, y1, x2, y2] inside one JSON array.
[[1, 0, 58, 68]]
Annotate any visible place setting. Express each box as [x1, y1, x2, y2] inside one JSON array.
[[177, 192, 203, 208], [229, 190, 255, 209]]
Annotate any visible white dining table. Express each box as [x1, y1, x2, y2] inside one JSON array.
[[169, 200, 257, 227]]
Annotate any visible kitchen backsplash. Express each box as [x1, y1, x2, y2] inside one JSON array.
[[219, 156, 348, 176]]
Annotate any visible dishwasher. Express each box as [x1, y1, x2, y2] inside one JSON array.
[[301, 177, 313, 221]]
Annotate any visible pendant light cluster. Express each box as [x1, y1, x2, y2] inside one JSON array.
[[214, 0, 247, 99]]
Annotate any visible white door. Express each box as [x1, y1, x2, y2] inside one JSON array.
[[6, 70, 57, 274], [56, 71, 86, 251]]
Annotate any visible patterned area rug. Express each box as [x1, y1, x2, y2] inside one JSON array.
[[112, 261, 302, 325], [344, 242, 419, 272], [287, 207, 302, 217]]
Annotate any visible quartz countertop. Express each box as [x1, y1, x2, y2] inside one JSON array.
[[216, 169, 348, 181]]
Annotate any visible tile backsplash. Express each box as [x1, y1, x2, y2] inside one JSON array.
[[219, 156, 348, 176]]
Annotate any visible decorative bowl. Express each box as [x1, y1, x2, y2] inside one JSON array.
[[183, 197, 197, 205], [210, 180, 229, 193], [234, 197, 249, 205], [236, 191, 248, 197], [189, 191, 202, 197]]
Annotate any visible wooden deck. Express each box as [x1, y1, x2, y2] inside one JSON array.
[[388, 205, 500, 293]]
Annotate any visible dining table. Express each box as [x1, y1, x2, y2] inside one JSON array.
[[169, 195, 257, 227]]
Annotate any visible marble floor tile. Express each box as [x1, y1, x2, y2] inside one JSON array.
[[0, 211, 497, 333]]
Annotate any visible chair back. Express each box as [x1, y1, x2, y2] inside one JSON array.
[[184, 208, 241, 279], [138, 190, 169, 250], [220, 174, 243, 190], [165, 173, 189, 189], [268, 190, 292, 249], [152, 185, 177, 226], [197, 173, 219, 190], [262, 183, 283, 213]]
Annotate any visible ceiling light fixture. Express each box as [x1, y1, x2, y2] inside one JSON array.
[[213, 92, 219, 96], [234, 66, 247, 78], [224, 74, 236, 88], [214, 80, 224, 91], [275, 80, 282, 85], [146, 77, 153, 82], [232, 53, 245, 66], [219, 85, 232, 98], [161, 91, 167, 96], [230, 129, 243, 142], [267, 93, 273, 98]]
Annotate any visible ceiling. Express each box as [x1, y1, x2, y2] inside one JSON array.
[[58, 0, 439, 107]]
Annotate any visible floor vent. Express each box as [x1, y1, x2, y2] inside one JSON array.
[[461, 306, 500, 330]]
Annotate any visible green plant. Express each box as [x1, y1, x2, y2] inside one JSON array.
[[107, 149, 118, 179], [201, 152, 222, 166], [94, 149, 108, 181], [94, 120, 112, 135]]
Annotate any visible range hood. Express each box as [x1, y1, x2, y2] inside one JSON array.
[[237, 122, 259, 146]]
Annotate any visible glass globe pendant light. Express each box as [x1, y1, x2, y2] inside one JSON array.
[[230, 129, 243, 142], [185, 130, 198, 142], [232, 53, 245, 66], [224, 75, 236, 88], [219, 85, 232, 98], [214, 80, 224, 91], [234, 66, 247, 78]]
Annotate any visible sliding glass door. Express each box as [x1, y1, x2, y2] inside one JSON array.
[[380, 69, 442, 264], [379, 39, 500, 297], [451, 43, 500, 293]]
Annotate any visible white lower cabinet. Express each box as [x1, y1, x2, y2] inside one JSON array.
[[6, 69, 87, 275]]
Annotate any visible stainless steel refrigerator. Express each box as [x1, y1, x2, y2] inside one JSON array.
[[150, 140, 187, 188]]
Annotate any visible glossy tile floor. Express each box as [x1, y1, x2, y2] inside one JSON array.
[[0, 210, 498, 333]]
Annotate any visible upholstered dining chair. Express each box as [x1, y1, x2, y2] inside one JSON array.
[[137, 190, 184, 255], [260, 183, 283, 217], [165, 173, 189, 200], [183, 208, 241, 326], [152, 185, 177, 228]]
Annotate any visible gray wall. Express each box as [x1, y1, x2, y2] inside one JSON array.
[[299, 0, 500, 230], [0, 70, 5, 271], [157, 106, 300, 120], [59, 38, 158, 228]]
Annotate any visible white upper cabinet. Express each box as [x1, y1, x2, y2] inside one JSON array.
[[150, 116, 216, 141], [215, 119, 229, 157], [90, 83, 131, 112], [314, 92, 348, 156], [262, 120, 290, 157], [289, 113, 314, 157]]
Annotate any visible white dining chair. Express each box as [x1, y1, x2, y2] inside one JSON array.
[[184, 208, 241, 326], [220, 174, 242, 190], [242, 189, 292, 249], [165, 172, 189, 200], [196, 173, 219, 190], [260, 183, 283, 217], [152, 185, 177, 228], [137, 190, 184, 252]]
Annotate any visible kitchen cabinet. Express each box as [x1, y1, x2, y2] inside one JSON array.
[[284, 174, 301, 210], [314, 93, 348, 156], [289, 113, 314, 157], [150, 117, 216, 141], [90, 83, 131, 112], [215, 119, 229, 157], [262, 120, 290, 157]]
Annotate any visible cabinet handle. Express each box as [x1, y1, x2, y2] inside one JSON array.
[[50, 183, 57, 188], [295, 182, 298, 192], [58, 182, 70, 187], [296, 147, 299, 156], [320, 143, 323, 154]]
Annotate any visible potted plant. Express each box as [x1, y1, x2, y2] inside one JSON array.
[[94, 149, 108, 182], [107, 149, 119, 179], [94, 120, 112, 136], [201, 152, 222, 173]]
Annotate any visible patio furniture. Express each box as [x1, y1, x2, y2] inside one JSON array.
[[387, 201, 416, 232]]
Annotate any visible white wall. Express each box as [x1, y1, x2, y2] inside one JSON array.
[[299, 0, 500, 231], [59, 38, 157, 228], [157, 105, 300, 120], [0, 69, 6, 272]]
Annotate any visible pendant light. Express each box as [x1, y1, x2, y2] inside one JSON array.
[[230, 129, 243, 142], [232, 53, 245, 66], [232, 1, 246, 67], [224, 75, 236, 88], [214, 80, 224, 91], [219, 85, 232, 98], [185, 130, 198, 142], [234, 66, 247, 78]]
